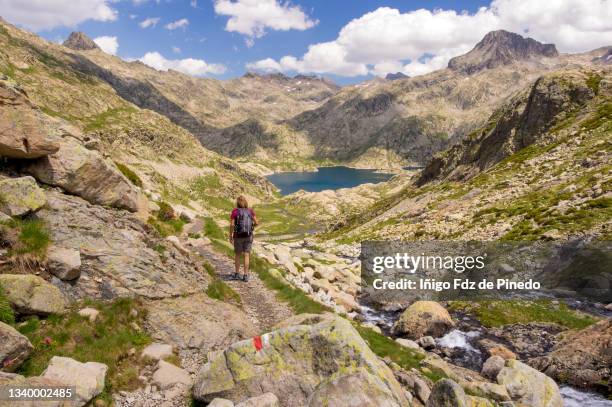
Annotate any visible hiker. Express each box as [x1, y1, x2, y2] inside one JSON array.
[[229, 195, 259, 281]]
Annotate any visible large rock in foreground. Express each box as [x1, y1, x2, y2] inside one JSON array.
[[0, 322, 33, 372], [193, 313, 410, 407], [42, 356, 107, 406], [497, 359, 562, 407], [0, 274, 67, 315], [0, 176, 46, 217], [530, 319, 611, 394], [26, 136, 143, 212], [0, 80, 60, 159], [392, 301, 455, 339]]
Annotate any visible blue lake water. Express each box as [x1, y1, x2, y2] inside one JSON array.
[[267, 166, 394, 195]]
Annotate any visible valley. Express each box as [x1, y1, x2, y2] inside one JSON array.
[[0, 14, 610, 407]]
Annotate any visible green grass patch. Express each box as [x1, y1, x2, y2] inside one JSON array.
[[448, 299, 597, 329], [2, 218, 52, 259], [114, 162, 143, 187], [203, 217, 227, 241], [203, 261, 241, 305], [0, 284, 15, 325], [253, 202, 316, 237], [586, 73, 602, 95], [17, 298, 151, 404], [148, 217, 186, 237], [83, 107, 136, 132], [354, 324, 424, 370], [580, 102, 612, 131]]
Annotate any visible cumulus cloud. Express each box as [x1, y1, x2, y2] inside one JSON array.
[[93, 35, 118, 55], [214, 0, 317, 44], [139, 52, 226, 76], [139, 17, 160, 28], [0, 0, 117, 31], [172, 46, 181, 54], [247, 0, 612, 77], [165, 18, 189, 30]]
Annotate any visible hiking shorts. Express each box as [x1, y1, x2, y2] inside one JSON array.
[[233, 236, 253, 253]]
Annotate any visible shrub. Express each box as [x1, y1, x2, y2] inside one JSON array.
[[156, 202, 175, 221], [114, 162, 143, 188], [0, 284, 15, 325]]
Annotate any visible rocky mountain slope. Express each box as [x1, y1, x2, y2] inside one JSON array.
[[323, 67, 611, 243]]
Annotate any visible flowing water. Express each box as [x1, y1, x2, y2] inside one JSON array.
[[266, 166, 395, 195]]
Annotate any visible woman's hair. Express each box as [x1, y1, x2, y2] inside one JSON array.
[[236, 195, 249, 208]]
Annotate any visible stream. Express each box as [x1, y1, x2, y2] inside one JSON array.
[[359, 305, 611, 406]]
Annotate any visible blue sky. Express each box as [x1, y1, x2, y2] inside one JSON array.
[[3, 0, 612, 84]]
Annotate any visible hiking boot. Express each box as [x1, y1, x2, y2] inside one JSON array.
[[243, 274, 250, 282], [233, 272, 240, 280]]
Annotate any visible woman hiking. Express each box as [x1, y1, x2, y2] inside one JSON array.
[[229, 195, 259, 281]]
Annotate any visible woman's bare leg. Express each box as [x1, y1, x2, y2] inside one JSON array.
[[234, 252, 241, 276], [244, 252, 250, 277]]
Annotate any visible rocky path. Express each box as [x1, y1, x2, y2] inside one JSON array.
[[193, 244, 294, 333]]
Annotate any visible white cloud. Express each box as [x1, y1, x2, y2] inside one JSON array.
[[0, 0, 117, 31], [139, 52, 226, 76], [139, 17, 160, 28], [172, 46, 181, 54], [93, 35, 118, 55], [190, 0, 197, 8], [214, 0, 317, 44], [247, 0, 612, 77], [165, 18, 189, 30]]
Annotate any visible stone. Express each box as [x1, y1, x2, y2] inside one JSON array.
[[236, 393, 279, 407], [193, 313, 410, 407], [0, 322, 33, 372], [417, 336, 436, 350], [208, 398, 235, 407], [392, 301, 455, 339], [142, 343, 173, 361], [46, 246, 81, 280], [0, 274, 67, 315], [478, 339, 517, 360], [146, 293, 257, 354], [166, 235, 190, 255], [0, 176, 46, 217], [0, 81, 61, 159], [362, 322, 382, 334], [310, 370, 410, 407], [25, 136, 144, 212], [0, 371, 67, 407], [426, 379, 467, 407], [481, 356, 505, 380], [497, 359, 562, 407], [152, 360, 192, 390], [78, 308, 99, 322], [42, 356, 107, 406], [395, 338, 420, 349], [529, 319, 611, 394]]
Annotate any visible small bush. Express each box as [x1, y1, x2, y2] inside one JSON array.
[[114, 162, 143, 188], [0, 284, 15, 325], [157, 202, 176, 221]]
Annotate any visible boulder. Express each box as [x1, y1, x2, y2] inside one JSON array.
[[426, 379, 466, 407], [192, 313, 410, 407], [0, 81, 60, 159], [308, 370, 407, 407], [392, 301, 455, 339], [0, 372, 67, 407], [0, 176, 46, 217], [42, 356, 107, 406], [497, 359, 562, 407], [25, 136, 143, 212], [236, 393, 279, 407], [481, 356, 505, 380], [152, 360, 192, 390], [0, 274, 67, 315], [529, 319, 611, 393], [209, 399, 235, 407], [0, 322, 33, 372], [478, 339, 517, 360], [78, 307, 99, 322], [395, 338, 420, 349], [46, 246, 81, 280], [417, 336, 436, 350], [142, 343, 173, 361]]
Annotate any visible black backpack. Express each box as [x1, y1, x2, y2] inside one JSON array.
[[234, 208, 254, 238]]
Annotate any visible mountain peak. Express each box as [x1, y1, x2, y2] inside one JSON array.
[[448, 30, 558, 74], [385, 72, 409, 81], [62, 31, 99, 51]]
